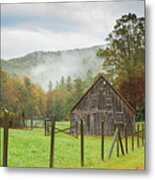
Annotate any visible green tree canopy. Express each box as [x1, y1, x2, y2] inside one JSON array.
[[97, 13, 145, 86]]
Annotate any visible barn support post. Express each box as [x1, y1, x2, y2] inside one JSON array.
[[3, 109, 9, 167], [132, 123, 135, 151], [80, 119, 84, 166], [137, 124, 140, 148], [124, 125, 128, 154], [49, 117, 55, 168], [101, 121, 104, 161]]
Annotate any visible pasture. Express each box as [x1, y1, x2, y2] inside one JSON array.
[[0, 121, 144, 169]]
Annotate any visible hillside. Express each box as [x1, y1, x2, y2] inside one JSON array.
[[1, 45, 104, 90]]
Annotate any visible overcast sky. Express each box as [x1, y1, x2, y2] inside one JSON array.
[[1, 1, 144, 59]]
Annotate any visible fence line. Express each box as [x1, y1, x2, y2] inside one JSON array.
[[1, 112, 145, 167], [108, 122, 144, 159]]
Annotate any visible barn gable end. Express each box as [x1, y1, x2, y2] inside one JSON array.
[[70, 75, 135, 135]]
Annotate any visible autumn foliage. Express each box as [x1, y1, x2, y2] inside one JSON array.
[[118, 71, 144, 111]]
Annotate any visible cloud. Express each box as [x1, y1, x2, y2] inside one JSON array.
[[1, 1, 144, 59], [1, 27, 103, 59]]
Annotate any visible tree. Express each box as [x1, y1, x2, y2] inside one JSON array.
[[46, 80, 53, 116], [24, 76, 31, 89], [51, 89, 67, 121], [73, 78, 85, 102], [97, 13, 145, 86], [48, 80, 53, 91], [85, 69, 93, 86], [55, 80, 59, 89], [118, 71, 144, 111], [66, 76, 72, 92], [1, 70, 47, 117], [23, 76, 34, 116], [1, 71, 22, 112], [60, 76, 65, 88]]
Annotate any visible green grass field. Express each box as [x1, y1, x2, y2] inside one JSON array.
[[0, 121, 144, 169]]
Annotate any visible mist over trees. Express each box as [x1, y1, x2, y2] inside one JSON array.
[[1, 46, 103, 90], [0, 69, 94, 121]]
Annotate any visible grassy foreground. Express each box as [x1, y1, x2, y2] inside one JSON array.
[[0, 122, 144, 169]]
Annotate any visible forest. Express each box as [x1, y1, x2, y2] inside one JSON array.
[[0, 13, 145, 122]]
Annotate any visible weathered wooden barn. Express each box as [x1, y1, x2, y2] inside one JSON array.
[[70, 75, 135, 135]]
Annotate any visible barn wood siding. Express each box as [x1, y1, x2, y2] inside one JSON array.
[[70, 76, 135, 136]]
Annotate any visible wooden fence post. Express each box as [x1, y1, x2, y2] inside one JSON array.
[[80, 119, 84, 166], [3, 109, 9, 167], [22, 111, 25, 128], [116, 125, 119, 157], [31, 117, 33, 130], [49, 118, 55, 168], [137, 124, 140, 148], [118, 128, 125, 155], [142, 123, 144, 146], [124, 125, 128, 154], [132, 123, 135, 151], [116, 128, 119, 157], [101, 121, 104, 160]]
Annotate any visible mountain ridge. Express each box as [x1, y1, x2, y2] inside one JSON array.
[[1, 45, 104, 90], [2, 44, 104, 61]]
